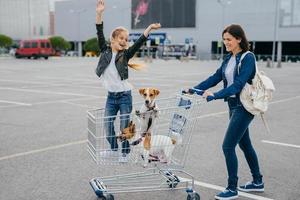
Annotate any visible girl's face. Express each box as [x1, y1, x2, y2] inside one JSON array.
[[111, 31, 128, 52], [223, 32, 241, 54]]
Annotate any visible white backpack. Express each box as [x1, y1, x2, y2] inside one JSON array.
[[238, 51, 275, 131]]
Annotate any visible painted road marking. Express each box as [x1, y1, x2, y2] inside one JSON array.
[[0, 140, 87, 161], [0, 100, 32, 106], [261, 140, 300, 149]]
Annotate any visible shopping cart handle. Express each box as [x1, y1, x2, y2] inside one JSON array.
[[182, 88, 204, 96]]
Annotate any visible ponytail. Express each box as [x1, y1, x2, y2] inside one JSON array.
[[128, 62, 145, 70]]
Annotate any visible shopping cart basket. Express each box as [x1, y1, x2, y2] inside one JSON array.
[[87, 93, 202, 200]]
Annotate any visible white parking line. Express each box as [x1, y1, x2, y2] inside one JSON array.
[[0, 140, 87, 161], [0, 86, 98, 98], [270, 95, 300, 104], [0, 100, 32, 106], [179, 177, 274, 200], [261, 140, 300, 149]]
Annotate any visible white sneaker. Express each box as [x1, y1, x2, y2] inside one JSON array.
[[99, 150, 119, 158], [118, 153, 129, 163]]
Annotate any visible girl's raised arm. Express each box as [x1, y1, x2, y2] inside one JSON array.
[[96, 0, 105, 24], [143, 23, 161, 37]]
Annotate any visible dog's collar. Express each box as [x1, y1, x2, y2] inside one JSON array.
[[146, 103, 156, 111], [131, 137, 143, 146]]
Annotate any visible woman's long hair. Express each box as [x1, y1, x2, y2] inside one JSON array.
[[111, 27, 144, 70], [222, 24, 250, 53]]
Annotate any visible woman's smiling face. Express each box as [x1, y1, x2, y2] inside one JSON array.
[[223, 32, 241, 54]]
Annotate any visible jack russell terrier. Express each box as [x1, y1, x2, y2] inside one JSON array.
[[135, 88, 160, 137]]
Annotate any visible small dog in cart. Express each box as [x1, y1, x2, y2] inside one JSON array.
[[135, 87, 160, 137], [117, 119, 184, 168]]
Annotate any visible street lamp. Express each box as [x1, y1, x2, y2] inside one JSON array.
[[217, 0, 231, 60], [271, 0, 280, 67], [70, 8, 86, 57], [28, 0, 32, 38]]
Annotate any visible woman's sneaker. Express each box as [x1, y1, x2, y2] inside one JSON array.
[[214, 188, 238, 200], [238, 181, 264, 192]]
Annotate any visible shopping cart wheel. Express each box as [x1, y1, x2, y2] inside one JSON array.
[[167, 175, 180, 188], [101, 193, 114, 200], [164, 171, 180, 188], [187, 192, 200, 200]]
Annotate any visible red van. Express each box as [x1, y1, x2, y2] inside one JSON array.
[[15, 39, 53, 59]]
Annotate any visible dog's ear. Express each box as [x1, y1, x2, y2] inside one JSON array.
[[154, 88, 160, 96], [131, 123, 136, 132], [139, 88, 146, 95]]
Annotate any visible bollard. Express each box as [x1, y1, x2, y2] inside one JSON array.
[[277, 60, 282, 68], [266, 58, 271, 68]]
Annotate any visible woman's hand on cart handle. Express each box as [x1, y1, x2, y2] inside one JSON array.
[[203, 90, 215, 102], [182, 88, 204, 95]]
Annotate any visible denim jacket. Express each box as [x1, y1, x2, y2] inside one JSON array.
[[95, 23, 148, 80], [194, 52, 256, 101]]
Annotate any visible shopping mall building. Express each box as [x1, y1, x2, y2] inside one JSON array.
[[1, 0, 299, 61]]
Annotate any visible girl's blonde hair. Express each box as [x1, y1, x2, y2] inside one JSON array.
[[111, 27, 144, 70]]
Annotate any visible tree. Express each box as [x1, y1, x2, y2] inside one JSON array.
[[0, 34, 13, 48], [83, 37, 99, 55], [49, 36, 71, 52]]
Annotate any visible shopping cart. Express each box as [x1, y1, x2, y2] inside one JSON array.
[[87, 93, 202, 200]]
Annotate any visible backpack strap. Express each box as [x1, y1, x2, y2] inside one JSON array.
[[261, 113, 271, 134], [237, 51, 258, 75]]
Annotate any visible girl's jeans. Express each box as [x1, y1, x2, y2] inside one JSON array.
[[104, 91, 132, 154], [223, 97, 263, 191]]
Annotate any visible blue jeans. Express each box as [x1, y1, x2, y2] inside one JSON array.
[[223, 97, 263, 191], [104, 91, 132, 154]]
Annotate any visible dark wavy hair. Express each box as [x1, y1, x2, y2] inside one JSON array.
[[222, 24, 249, 52]]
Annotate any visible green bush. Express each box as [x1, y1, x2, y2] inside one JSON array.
[[83, 37, 99, 55], [49, 36, 71, 51], [0, 34, 13, 48]]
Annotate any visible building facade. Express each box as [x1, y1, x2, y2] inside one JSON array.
[[0, 0, 51, 40], [2, 0, 297, 60]]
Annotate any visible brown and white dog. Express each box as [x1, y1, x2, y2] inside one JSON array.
[[135, 88, 160, 137], [118, 121, 182, 167]]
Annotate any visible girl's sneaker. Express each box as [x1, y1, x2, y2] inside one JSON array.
[[214, 188, 238, 200], [238, 181, 264, 192]]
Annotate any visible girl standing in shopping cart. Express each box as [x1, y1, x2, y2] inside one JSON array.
[[95, 0, 161, 162], [184, 24, 264, 200]]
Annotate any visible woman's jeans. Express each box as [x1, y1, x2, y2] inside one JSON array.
[[104, 91, 132, 154], [223, 97, 263, 191]]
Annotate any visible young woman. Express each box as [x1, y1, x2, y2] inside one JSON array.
[[184, 24, 264, 200], [95, 0, 160, 162]]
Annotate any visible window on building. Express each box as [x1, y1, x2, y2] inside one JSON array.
[[32, 42, 38, 48], [24, 42, 31, 48], [280, 0, 300, 27]]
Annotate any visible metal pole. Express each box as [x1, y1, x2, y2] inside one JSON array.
[[28, 0, 31, 38], [271, 0, 279, 67], [221, 3, 224, 60], [78, 12, 81, 57]]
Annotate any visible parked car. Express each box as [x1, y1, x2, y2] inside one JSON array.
[[15, 39, 53, 59]]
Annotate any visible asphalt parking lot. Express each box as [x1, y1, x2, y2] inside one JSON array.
[[0, 56, 299, 200]]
